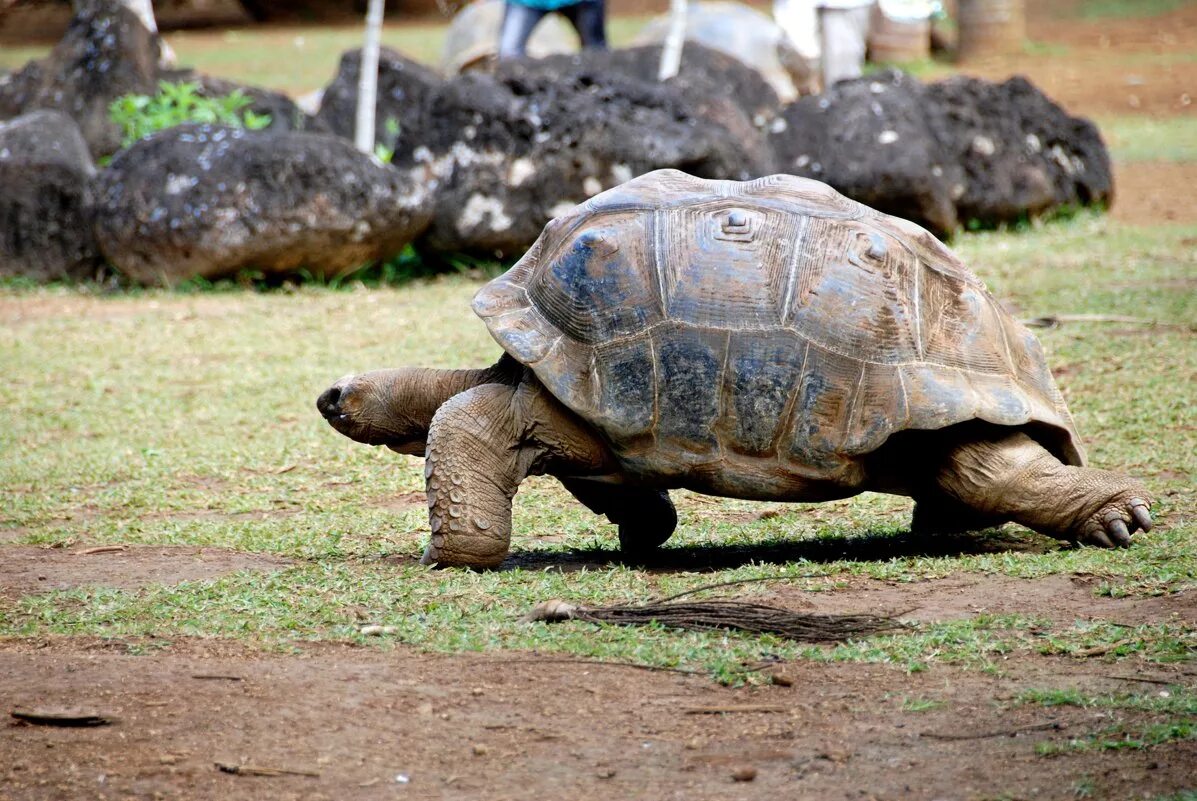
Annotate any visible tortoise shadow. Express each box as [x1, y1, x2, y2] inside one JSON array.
[[503, 526, 1062, 573]]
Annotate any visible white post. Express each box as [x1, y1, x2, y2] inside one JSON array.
[[112, 0, 158, 32], [108, 0, 175, 65], [355, 0, 386, 154], [657, 0, 688, 81]]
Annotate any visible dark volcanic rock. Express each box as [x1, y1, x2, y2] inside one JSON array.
[[0, 110, 103, 282], [770, 69, 962, 237], [926, 76, 1113, 225], [93, 124, 432, 285], [530, 44, 783, 169], [769, 70, 1113, 236], [0, 0, 161, 158], [412, 48, 773, 257], [314, 47, 443, 154]]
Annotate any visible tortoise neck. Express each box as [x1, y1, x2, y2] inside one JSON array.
[[387, 356, 522, 454]]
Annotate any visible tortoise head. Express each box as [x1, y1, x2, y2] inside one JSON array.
[[316, 368, 433, 455]]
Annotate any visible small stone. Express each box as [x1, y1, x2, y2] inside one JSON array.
[[472, 744, 488, 756], [731, 766, 757, 782], [359, 625, 397, 636]]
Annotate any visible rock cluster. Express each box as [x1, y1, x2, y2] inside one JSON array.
[[0, 2, 1113, 285], [770, 69, 1111, 236]]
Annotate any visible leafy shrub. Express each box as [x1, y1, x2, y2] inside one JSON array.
[[109, 80, 272, 149]]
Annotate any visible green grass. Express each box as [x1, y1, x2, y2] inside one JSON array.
[[1080, 0, 1194, 19], [1100, 117, 1197, 163], [1025, 685, 1197, 759], [1018, 687, 1197, 716], [1036, 721, 1196, 755], [1, 214, 1195, 677]]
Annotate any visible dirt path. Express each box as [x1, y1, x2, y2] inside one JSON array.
[[2, 638, 1194, 801], [0, 546, 290, 600], [3, 545, 1195, 800]]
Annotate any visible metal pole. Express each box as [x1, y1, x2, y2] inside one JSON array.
[[355, 0, 385, 154], [657, 0, 687, 81]]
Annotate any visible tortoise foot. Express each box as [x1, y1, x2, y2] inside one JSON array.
[[1075, 491, 1154, 548]]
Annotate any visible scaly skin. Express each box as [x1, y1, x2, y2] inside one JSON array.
[[934, 432, 1154, 547], [421, 384, 526, 568]]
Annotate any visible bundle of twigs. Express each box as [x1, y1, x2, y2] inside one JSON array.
[[523, 580, 905, 642]]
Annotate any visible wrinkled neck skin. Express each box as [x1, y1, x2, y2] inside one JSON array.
[[376, 356, 519, 455]]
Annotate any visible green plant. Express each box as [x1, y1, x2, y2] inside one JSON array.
[[373, 117, 402, 164], [109, 80, 272, 149]]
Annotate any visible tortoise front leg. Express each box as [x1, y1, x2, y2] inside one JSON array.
[[422, 384, 528, 568], [933, 431, 1154, 547], [558, 478, 678, 558]]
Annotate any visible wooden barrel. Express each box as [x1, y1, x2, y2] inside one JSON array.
[[956, 0, 1025, 59], [868, 7, 931, 63]]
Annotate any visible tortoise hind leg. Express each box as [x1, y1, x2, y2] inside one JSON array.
[[932, 431, 1154, 548], [558, 478, 678, 558], [910, 492, 1005, 535]]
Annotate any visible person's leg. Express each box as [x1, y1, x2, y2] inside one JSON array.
[[819, 4, 871, 86], [561, 0, 608, 49], [499, 2, 548, 60]]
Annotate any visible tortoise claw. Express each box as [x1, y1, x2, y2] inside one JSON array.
[[1085, 524, 1114, 548], [1130, 499, 1153, 533], [1106, 517, 1132, 547]]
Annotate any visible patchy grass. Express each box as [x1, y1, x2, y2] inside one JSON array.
[[1036, 721, 1196, 755], [1, 213, 1194, 677], [1080, 0, 1193, 19], [1100, 116, 1197, 163]]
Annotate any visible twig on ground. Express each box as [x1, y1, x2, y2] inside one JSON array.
[[75, 545, 127, 556], [1072, 639, 1134, 658], [191, 674, 243, 681], [921, 720, 1064, 740], [1021, 314, 1195, 332], [1104, 674, 1183, 685], [11, 709, 112, 727], [683, 704, 787, 714], [652, 575, 828, 604], [214, 762, 320, 778], [500, 656, 701, 675]]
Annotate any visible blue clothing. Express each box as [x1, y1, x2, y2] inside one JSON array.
[[499, 0, 607, 58], [508, 0, 584, 9]]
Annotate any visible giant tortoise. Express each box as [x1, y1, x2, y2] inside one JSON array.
[[318, 169, 1153, 568]]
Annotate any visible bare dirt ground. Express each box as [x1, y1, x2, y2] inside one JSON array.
[[0, 546, 291, 600], [3, 568, 1195, 800], [3, 631, 1195, 801]]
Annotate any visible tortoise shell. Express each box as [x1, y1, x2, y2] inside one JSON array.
[[474, 169, 1084, 488]]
